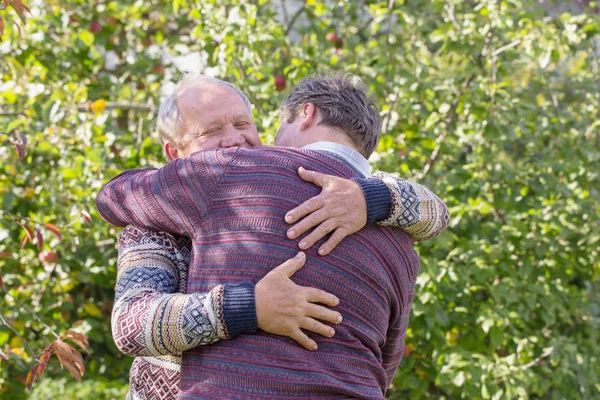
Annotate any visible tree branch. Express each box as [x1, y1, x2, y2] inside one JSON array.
[[491, 34, 531, 57], [418, 73, 475, 180], [0, 314, 40, 362], [76, 102, 155, 113], [3, 290, 60, 339], [1, 102, 155, 119], [284, 3, 306, 36]]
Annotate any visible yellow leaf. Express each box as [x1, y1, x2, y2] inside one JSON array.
[[83, 303, 102, 317], [536, 93, 546, 107], [10, 348, 28, 360], [24, 187, 35, 199], [10, 336, 22, 349], [90, 99, 107, 114]]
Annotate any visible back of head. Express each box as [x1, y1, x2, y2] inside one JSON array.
[[280, 73, 381, 158]]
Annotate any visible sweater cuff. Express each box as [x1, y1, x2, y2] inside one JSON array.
[[222, 281, 258, 338], [351, 177, 393, 224]]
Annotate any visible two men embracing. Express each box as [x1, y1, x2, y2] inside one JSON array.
[[97, 72, 449, 399]]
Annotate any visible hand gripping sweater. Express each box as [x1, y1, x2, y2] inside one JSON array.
[[97, 146, 421, 399]]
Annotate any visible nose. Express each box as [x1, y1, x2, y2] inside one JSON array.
[[220, 134, 246, 149]]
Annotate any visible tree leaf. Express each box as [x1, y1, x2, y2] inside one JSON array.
[[11, 0, 31, 23], [15, 142, 25, 160], [26, 363, 43, 391], [36, 229, 43, 250], [20, 224, 34, 241], [80, 210, 92, 225], [45, 223, 63, 242], [25, 346, 51, 391], [61, 330, 89, 353], [52, 340, 84, 381]]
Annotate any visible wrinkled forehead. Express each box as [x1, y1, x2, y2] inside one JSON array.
[[177, 82, 252, 127]]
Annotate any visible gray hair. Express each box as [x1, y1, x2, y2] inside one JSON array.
[[280, 73, 380, 158], [157, 74, 252, 149]]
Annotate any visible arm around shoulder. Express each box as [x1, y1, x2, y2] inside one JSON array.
[[371, 172, 450, 241]]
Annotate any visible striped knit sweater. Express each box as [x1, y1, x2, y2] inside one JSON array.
[[112, 174, 448, 399], [97, 146, 423, 399]]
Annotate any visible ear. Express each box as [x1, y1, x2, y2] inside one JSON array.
[[164, 141, 181, 161], [299, 103, 318, 131]]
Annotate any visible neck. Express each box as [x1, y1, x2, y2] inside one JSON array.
[[290, 127, 361, 153]]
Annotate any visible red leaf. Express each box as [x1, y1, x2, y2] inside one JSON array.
[[80, 210, 92, 225], [20, 234, 29, 247], [26, 363, 42, 391], [0, 272, 3, 290], [45, 223, 63, 242], [11, 0, 31, 23], [0, 252, 11, 258], [0, 16, 4, 39], [36, 229, 43, 250], [15, 142, 24, 160], [52, 340, 84, 381], [20, 224, 34, 241], [61, 330, 89, 353], [39, 348, 52, 364], [25, 359, 48, 391]]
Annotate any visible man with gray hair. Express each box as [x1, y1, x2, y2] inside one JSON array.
[[100, 73, 449, 399]]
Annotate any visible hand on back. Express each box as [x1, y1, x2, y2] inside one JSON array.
[[285, 167, 368, 255], [254, 252, 342, 350]]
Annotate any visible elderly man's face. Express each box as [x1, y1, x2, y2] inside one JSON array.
[[177, 83, 261, 156]]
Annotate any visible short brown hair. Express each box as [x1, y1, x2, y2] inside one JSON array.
[[281, 73, 380, 157]]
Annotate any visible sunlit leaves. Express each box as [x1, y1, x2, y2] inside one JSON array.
[[25, 336, 88, 391], [0, 0, 599, 398], [44, 223, 62, 242]]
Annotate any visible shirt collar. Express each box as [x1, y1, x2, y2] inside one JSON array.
[[301, 142, 371, 178]]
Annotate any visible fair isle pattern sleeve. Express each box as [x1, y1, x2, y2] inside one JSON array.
[[373, 172, 450, 241], [111, 226, 229, 357]]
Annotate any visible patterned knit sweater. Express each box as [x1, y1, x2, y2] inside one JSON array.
[[112, 172, 448, 399], [97, 146, 427, 399]]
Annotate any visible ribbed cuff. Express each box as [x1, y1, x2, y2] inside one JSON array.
[[222, 281, 258, 338], [351, 177, 393, 224]]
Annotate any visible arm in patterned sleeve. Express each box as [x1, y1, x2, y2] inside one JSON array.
[[373, 172, 450, 241], [112, 225, 257, 357], [353, 173, 450, 241], [96, 148, 239, 236]]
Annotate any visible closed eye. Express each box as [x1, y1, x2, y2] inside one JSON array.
[[235, 121, 251, 129], [204, 127, 222, 135]]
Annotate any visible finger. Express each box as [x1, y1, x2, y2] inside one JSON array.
[[285, 195, 325, 226], [287, 208, 330, 240], [302, 287, 339, 307], [317, 227, 349, 256], [297, 219, 337, 250], [271, 252, 306, 278], [290, 330, 318, 351], [305, 303, 343, 325], [297, 167, 328, 188], [300, 317, 336, 338]]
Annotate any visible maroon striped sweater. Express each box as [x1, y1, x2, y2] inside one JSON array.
[[97, 146, 420, 399]]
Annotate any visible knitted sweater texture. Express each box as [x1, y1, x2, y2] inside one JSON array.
[[97, 146, 421, 399]]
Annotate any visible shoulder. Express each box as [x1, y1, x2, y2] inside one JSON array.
[[233, 146, 357, 177]]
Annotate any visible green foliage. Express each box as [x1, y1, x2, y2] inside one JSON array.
[[1, 0, 599, 398]]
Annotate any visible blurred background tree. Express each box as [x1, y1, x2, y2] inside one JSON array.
[[1, 0, 599, 398]]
